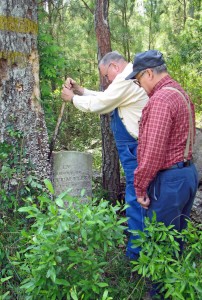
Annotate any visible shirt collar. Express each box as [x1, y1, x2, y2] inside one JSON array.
[[116, 62, 133, 80], [149, 75, 173, 97]]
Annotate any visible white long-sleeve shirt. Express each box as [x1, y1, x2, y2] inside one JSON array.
[[73, 63, 148, 138]]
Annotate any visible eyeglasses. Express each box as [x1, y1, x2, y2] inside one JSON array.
[[133, 70, 147, 86], [103, 63, 112, 81]]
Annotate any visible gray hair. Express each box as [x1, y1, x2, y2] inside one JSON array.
[[99, 51, 126, 67], [152, 64, 167, 74]]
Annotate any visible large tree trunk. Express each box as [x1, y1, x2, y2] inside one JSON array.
[[0, 0, 51, 181], [95, 0, 120, 201]]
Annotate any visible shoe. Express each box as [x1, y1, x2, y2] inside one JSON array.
[[149, 283, 164, 300], [126, 250, 139, 261]]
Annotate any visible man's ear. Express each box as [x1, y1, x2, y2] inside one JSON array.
[[147, 69, 154, 79], [144, 69, 155, 82], [112, 62, 119, 71]]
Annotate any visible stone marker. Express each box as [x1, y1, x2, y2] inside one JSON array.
[[193, 128, 202, 182], [53, 151, 92, 199], [192, 127, 202, 223]]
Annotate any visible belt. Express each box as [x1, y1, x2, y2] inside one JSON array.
[[161, 159, 193, 171]]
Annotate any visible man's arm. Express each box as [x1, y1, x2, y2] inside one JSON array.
[[61, 75, 141, 114], [61, 77, 102, 104], [134, 99, 172, 199]]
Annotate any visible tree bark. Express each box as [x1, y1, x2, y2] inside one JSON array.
[[94, 0, 120, 201], [0, 0, 51, 180]]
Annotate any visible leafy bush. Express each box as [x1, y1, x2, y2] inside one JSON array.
[[131, 214, 202, 300], [15, 180, 128, 300], [0, 128, 45, 214], [0, 133, 143, 299]]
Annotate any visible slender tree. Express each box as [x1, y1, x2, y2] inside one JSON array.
[[0, 0, 51, 181], [94, 0, 121, 201]]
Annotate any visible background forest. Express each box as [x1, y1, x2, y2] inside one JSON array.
[[38, 0, 202, 166]]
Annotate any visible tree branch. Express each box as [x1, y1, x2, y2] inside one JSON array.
[[80, 0, 94, 14]]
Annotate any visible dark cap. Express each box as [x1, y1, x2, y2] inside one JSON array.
[[125, 50, 165, 80]]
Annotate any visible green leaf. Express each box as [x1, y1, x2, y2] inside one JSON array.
[[56, 246, 69, 253], [55, 197, 64, 208], [80, 189, 86, 197], [38, 195, 50, 203], [20, 280, 35, 290], [173, 291, 185, 300], [164, 284, 174, 299], [18, 206, 39, 214], [0, 291, 10, 299], [44, 179, 54, 194], [67, 263, 77, 270], [102, 290, 113, 300], [97, 282, 108, 287], [81, 228, 87, 241], [92, 284, 99, 293], [70, 288, 78, 300], [0, 276, 12, 283], [102, 290, 109, 300], [55, 278, 70, 286], [46, 267, 56, 282]]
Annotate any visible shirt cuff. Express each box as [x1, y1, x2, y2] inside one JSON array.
[[83, 88, 92, 95], [135, 186, 146, 198]]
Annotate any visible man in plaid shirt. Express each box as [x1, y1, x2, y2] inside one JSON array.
[[126, 49, 199, 299], [126, 50, 198, 234]]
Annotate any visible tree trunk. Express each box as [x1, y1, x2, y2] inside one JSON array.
[[0, 0, 51, 180], [182, 0, 187, 27], [94, 0, 120, 201], [122, 0, 130, 61], [148, 0, 153, 50]]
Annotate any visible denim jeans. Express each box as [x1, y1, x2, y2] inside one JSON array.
[[110, 108, 146, 259], [147, 163, 198, 231]]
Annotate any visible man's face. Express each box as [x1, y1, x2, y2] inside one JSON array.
[[134, 69, 153, 94], [100, 62, 117, 83]]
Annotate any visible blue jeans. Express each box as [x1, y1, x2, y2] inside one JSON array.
[[147, 163, 198, 298], [147, 163, 198, 231], [110, 109, 146, 259]]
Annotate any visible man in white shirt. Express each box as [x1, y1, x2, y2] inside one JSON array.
[[61, 51, 148, 260]]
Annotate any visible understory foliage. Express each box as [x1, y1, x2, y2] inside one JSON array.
[[0, 178, 144, 300], [1, 133, 202, 300], [16, 181, 128, 300], [0, 129, 48, 299], [0, 128, 44, 213], [131, 214, 202, 300], [1, 131, 141, 300]]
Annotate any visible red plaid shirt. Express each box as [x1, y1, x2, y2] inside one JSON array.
[[134, 75, 196, 198]]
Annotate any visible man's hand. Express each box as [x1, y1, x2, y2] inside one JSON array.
[[61, 86, 74, 102], [65, 77, 84, 95], [64, 77, 75, 89], [137, 195, 150, 209]]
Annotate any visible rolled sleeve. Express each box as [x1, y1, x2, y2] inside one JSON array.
[[134, 100, 172, 196]]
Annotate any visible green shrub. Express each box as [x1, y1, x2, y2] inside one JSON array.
[[0, 129, 48, 299], [0, 128, 45, 214], [131, 214, 202, 300], [15, 180, 128, 300]]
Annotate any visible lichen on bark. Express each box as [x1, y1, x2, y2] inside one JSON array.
[[0, 0, 51, 181]]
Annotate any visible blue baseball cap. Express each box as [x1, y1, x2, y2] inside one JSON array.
[[125, 50, 165, 80]]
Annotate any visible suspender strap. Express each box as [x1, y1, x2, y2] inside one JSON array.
[[162, 87, 194, 161]]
